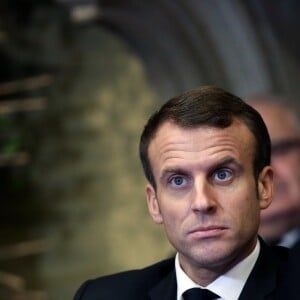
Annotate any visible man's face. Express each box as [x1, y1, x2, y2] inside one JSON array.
[[146, 120, 272, 279], [253, 102, 300, 241]]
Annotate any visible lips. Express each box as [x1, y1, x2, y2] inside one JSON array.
[[188, 225, 227, 239]]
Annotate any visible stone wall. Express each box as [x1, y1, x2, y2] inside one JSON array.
[[30, 27, 172, 299]]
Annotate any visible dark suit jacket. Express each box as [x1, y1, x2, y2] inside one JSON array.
[[74, 239, 289, 300], [275, 239, 300, 299]]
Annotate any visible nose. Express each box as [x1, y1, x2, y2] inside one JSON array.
[[190, 179, 217, 214]]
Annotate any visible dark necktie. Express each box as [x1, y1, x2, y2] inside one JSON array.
[[182, 288, 219, 300]]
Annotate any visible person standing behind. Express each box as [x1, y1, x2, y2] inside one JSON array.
[[249, 97, 300, 248], [74, 87, 289, 300]]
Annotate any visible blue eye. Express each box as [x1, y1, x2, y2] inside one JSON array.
[[170, 176, 186, 186], [214, 169, 232, 182]]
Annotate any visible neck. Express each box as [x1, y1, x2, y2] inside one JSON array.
[[178, 238, 257, 286]]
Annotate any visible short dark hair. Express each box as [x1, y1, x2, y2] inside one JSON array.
[[139, 86, 271, 190]]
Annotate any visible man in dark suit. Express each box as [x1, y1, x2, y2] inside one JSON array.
[[74, 87, 289, 300]]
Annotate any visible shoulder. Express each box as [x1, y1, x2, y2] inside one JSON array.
[[259, 237, 290, 260], [258, 238, 290, 270], [248, 238, 290, 285], [270, 244, 290, 260], [73, 257, 175, 300], [274, 242, 300, 299], [91, 257, 175, 286], [238, 239, 290, 298], [255, 239, 290, 284]]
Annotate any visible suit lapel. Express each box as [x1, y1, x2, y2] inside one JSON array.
[[148, 269, 177, 300]]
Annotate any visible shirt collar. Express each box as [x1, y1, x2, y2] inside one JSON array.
[[175, 239, 260, 300]]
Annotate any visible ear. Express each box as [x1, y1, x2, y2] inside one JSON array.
[[257, 166, 273, 210], [146, 184, 163, 224]]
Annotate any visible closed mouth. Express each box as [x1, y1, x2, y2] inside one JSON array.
[[188, 225, 227, 239]]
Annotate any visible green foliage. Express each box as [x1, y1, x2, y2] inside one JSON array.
[[1, 134, 21, 155], [0, 116, 10, 128]]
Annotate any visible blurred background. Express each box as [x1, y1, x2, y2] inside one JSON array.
[[1, 1, 300, 299]]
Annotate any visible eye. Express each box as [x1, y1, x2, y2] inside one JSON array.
[[213, 169, 233, 183], [170, 176, 187, 187]]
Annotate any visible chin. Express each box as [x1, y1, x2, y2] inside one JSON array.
[[189, 245, 235, 267]]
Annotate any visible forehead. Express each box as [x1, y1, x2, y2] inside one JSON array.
[[148, 119, 255, 172]]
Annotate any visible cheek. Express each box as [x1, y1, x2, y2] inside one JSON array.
[[241, 198, 260, 229], [160, 204, 186, 227], [226, 192, 260, 229], [159, 208, 182, 247], [158, 200, 189, 232]]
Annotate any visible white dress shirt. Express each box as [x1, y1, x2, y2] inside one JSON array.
[[175, 239, 260, 300]]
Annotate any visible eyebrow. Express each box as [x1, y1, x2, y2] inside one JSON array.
[[212, 157, 237, 167], [207, 157, 242, 173], [159, 167, 188, 183]]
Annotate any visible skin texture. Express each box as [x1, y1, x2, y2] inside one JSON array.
[[146, 119, 273, 286], [250, 100, 300, 242]]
